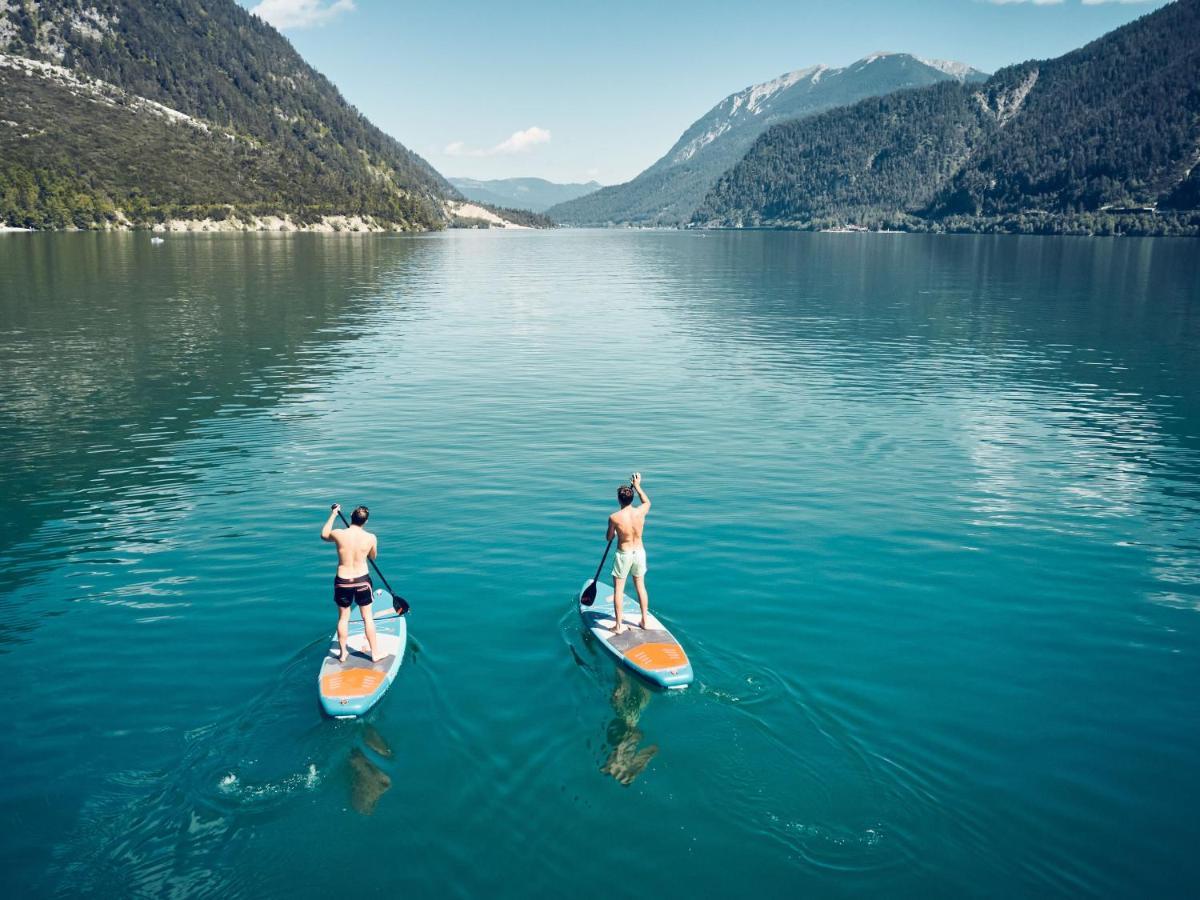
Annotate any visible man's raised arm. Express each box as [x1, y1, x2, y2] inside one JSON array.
[[632, 473, 650, 513], [321, 504, 340, 542]]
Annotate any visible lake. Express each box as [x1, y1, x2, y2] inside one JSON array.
[[1, 230, 1198, 897]]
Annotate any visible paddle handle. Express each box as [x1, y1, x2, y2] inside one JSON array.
[[336, 507, 408, 611]]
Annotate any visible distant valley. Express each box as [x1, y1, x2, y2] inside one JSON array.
[[448, 177, 601, 213]]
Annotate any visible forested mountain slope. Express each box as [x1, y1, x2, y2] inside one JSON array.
[[0, 0, 457, 229], [547, 53, 985, 226], [693, 0, 1200, 236]]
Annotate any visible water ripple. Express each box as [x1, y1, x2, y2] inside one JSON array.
[[1, 231, 1198, 897]]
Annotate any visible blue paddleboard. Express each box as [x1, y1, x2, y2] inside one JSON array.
[[317, 589, 407, 718], [579, 580, 693, 689]]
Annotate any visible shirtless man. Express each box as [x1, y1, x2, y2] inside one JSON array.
[[321, 503, 382, 663], [607, 472, 651, 635]]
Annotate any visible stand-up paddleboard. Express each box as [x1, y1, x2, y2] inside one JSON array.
[[318, 589, 407, 718], [579, 580, 692, 689]]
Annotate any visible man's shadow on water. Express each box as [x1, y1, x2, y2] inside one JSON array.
[[348, 724, 393, 815], [600, 669, 659, 786]]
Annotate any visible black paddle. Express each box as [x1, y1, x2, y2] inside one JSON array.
[[335, 506, 410, 616], [580, 537, 613, 607]]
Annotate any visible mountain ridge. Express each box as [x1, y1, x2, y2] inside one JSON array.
[[691, 0, 1200, 236], [547, 52, 986, 226]]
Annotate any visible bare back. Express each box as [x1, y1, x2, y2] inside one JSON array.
[[331, 526, 376, 578], [609, 506, 647, 551]]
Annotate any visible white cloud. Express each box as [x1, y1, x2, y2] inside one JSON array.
[[444, 127, 552, 158], [250, 0, 355, 30], [983, 0, 1064, 5]]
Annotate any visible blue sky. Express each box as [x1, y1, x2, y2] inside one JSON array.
[[240, 0, 1170, 185]]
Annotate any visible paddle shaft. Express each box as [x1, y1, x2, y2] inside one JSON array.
[[335, 508, 408, 611], [591, 537, 614, 584]]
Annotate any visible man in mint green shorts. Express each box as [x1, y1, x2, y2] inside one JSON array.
[[606, 472, 651, 634]]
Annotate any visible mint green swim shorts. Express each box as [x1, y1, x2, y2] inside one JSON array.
[[612, 547, 647, 580]]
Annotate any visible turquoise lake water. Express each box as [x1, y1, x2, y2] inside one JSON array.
[[1, 230, 1198, 897]]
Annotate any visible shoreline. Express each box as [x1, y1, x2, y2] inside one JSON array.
[[0, 214, 426, 234], [2, 204, 547, 234], [148, 214, 409, 234]]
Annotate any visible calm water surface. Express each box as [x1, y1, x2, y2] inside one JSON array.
[[1, 230, 1198, 897]]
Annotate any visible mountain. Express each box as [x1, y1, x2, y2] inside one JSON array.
[[546, 53, 986, 226], [693, 0, 1200, 236], [448, 177, 601, 213], [0, 0, 458, 230]]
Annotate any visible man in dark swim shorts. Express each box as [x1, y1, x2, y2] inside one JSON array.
[[321, 503, 382, 662]]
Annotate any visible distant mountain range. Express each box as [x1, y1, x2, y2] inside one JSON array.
[[692, 0, 1200, 236], [547, 53, 986, 226], [3, 0, 1195, 236], [448, 177, 601, 213], [0, 0, 459, 231]]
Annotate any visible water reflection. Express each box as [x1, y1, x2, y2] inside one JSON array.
[[349, 724, 395, 815], [664, 232, 1200, 444], [600, 670, 658, 786], [0, 233, 424, 551], [568, 623, 661, 785], [0, 233, 426, 635], [646, 231, 1200, 611], [349, 747, 392, 815]]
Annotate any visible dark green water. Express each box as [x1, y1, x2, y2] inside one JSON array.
[[1, 231, 1198, 897]]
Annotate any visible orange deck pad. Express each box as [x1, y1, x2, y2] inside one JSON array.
[[625, 641, 689, 671], [321, 668, 386, 698]]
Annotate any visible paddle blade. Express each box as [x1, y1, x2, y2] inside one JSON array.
[[580, 579, 598, 606], [393, 594, 411, 616]]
